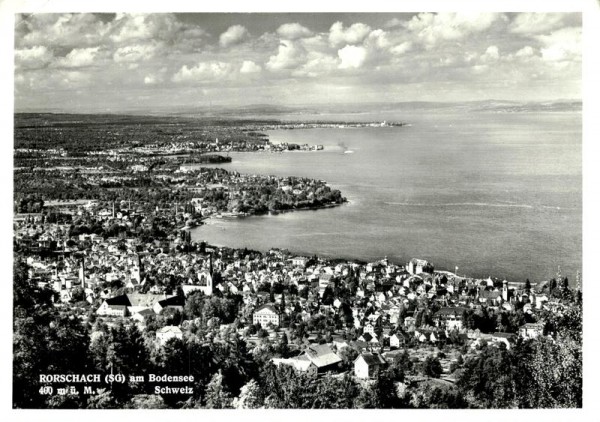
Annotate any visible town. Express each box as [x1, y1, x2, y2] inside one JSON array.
[[13, 113, 582, 409]]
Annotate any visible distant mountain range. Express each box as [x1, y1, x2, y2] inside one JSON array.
[[15, 99, 581, 117], [152, 100, 583, 117]]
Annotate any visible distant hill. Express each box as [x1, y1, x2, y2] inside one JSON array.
[[15, 100, 581, 118], [163, 100, 582, 117]]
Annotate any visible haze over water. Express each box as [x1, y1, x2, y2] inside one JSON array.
[[192, 108, 581, 283]]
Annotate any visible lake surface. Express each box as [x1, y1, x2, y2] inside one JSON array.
[[191, 110, 581, 282]]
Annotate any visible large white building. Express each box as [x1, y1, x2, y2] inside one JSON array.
[[253, 304, 280, 328]]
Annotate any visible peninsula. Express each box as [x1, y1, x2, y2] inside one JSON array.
[[13, 112, 581, 410]]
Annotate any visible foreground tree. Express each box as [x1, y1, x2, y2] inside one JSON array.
[[204, 370, 232, 409], [520, 336, 581, 408], [421, 355, 443, 378], [127, 394, 168, 409], [232, 379, 262, 409]]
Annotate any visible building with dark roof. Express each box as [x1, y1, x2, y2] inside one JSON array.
[[354, 352, 387, 379]]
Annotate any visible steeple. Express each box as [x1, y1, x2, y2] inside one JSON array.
[[79, 257, 85, 290]]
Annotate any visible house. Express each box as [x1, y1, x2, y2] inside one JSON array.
[[354, 352, 387, 379], [156, 326, 183, 346], [407, 258, 433, 275], [291, 256, 309, 267], [132, 308, 155, 324], [96, 293, 179, 317], [478, 289, 503, 306], [533, 294, 549, 309], [519, 322, 544, 340], [358, 332, 374, 343], [415, 329, 431, 343], [318, 273, 334, 296], [59, 290, 72, 303], [387, 305, 402, 324], [273, 355, 316, 374], [96, 295, 130, 317], [303, 344, 342, 373], [253, 304, 280, 328], [181, 284, 206, 297], [491, 332, 517, 350], [363, 322, 377, 335], [153, 295, 185, 314], [333, 340, 350, 351], [389, 333, 406, 349], [126, 293, 166, 315], [434, 307, 467, 330], [430, 330, 447, 344]]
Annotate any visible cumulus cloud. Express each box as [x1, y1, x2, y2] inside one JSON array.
[[384, 17, 404, 29], [471, 64, 489, 74], [390, 41, 412, 55], [481, 46, 500, 62], [240, 60, 262, 74], [266, 41, 306, 71], [17, 13, 110, 48], [338, 45, 367, 69], [110, 14, 182, 44], [509, 13, 569, 35], [292, 52, 338, 77], [144, 74, 162, 85], [536, 27, 581, 62], [365, 29, 390, 50], [329, 22, 371, 46], [15, 13, 209, 62], [219, 25, 249, 47], [15, 45, 53, 69], [113, 44, 157, 63], [173, 61, 233, 82], [13, 13, 583, 109], [54, 47, 100, 68], [298, 34, 329, 52], [277, 23, 312, 40], [406, 13, 503, 46], [515, 46, 535, 58]]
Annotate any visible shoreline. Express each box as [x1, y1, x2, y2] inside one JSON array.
[[203, 201, 348, 221]]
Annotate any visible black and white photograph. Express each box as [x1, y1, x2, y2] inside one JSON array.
[[4, 0, 597, 416]]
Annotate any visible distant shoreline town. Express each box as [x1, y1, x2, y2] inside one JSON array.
[[13, 113, 581, 409]]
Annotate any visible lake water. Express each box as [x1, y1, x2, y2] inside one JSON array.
[[191, 110, 581, 282]]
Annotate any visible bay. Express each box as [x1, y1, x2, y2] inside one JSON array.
[[191, 109, 581, 283]]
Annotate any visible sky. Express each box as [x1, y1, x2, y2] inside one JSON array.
[[13, 12, 582, 113]]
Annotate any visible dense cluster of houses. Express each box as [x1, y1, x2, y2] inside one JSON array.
[[15, 196, 565, 382]]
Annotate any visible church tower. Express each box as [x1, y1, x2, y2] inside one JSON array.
[[78, 258, 85, 290], [502, 280, 508, 301]]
